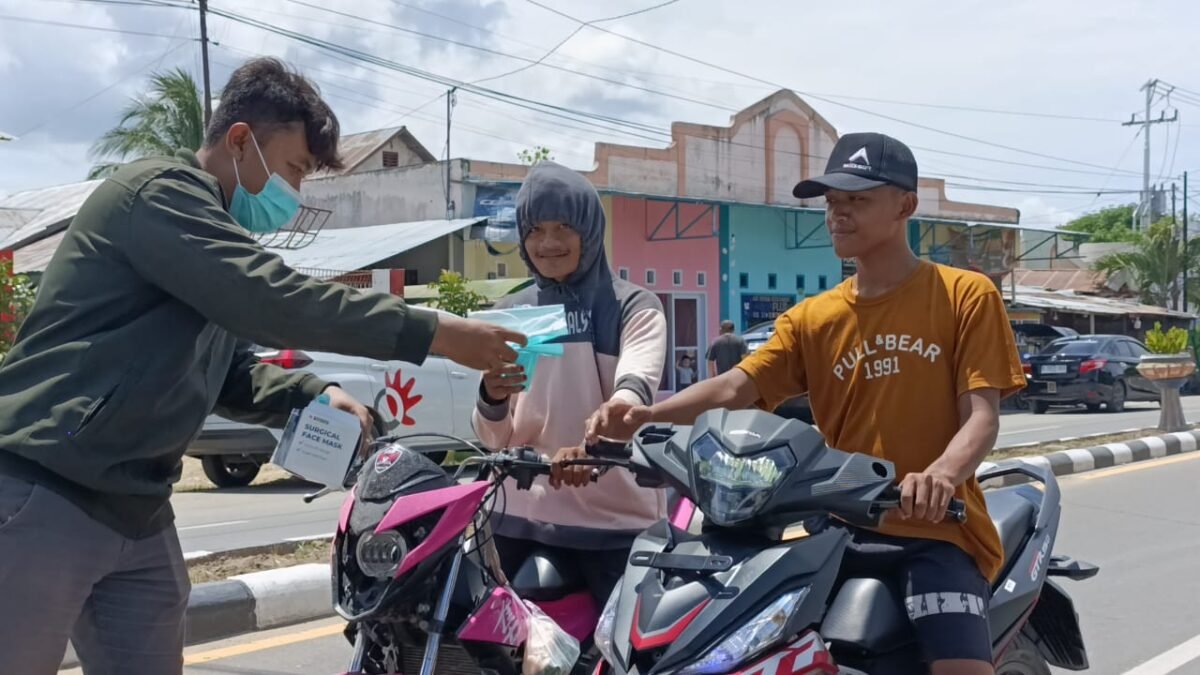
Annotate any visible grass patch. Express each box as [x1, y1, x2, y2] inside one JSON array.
[[175, 457, 310, 493], [187, 539, 331, 584]]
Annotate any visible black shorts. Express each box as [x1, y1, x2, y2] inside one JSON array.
[[837, 527, 992, 664]]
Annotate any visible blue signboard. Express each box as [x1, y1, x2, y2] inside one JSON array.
[[473, 184, 519, 242], [741, 293, 796, 329]]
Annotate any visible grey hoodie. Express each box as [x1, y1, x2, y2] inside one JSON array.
[[473, 162, 668, 549]]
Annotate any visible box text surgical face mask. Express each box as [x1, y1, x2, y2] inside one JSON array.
[[468, 305, 569, 391]]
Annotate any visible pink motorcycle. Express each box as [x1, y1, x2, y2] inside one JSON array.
[[326, 435, 694, 675]]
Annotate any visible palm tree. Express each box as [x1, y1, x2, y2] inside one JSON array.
[[88, 68, 204, 179], [1093, 218, 1200, 310]]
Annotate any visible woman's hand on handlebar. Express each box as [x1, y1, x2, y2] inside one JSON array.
[[897, 470, 958, 524], [550, 446, 593, 489]]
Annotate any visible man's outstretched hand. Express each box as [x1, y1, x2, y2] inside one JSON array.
[[430, 313, 527, 372], [323, 385, 373, 455], [584, 399, 653, 445]]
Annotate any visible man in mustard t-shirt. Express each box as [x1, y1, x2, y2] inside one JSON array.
[[584, 133, 1025, 674]]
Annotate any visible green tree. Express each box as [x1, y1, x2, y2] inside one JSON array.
[[427, 270, 486, 317], [1093, 218, 1199, 308], [0, 257, 37, 362], [88, 68, 205, 179], [517, 145, 554, 165], [1061, 204, 1138, 243]]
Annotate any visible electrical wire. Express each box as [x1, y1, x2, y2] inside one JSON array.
[[521, 0, 1145, 178], [471, 0, 683, 85], [0, 13, 196, 39]]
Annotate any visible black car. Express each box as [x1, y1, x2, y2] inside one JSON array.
[[1024, 334, 1160, 414]]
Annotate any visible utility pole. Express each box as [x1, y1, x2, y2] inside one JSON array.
[[199, 0, 212, 127], [1185, 171, 1191, 314], [445, 87, 458, 220], [1123, 79, 1178, 229], [1173, 183, 1178, 226]]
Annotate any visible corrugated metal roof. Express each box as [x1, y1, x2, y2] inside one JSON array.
[[273, 217, 485, 271], [13, 230, 65, 274], [14, 217, 486, 275], [1010, 285, 1195, 319], [310, 127, 434, 179], [1012, 268, 1113, 293], [0, 180, 103, 249]]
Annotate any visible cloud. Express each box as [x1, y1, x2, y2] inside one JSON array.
[[0, 0, 1195, 224]]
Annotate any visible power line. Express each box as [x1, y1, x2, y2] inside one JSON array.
[[16, 40, 192, 138], [206, 8, 1148, 195], [0, 13, 196, 39], [472, 0, 682, 85], [521, 0, 1144, 178]]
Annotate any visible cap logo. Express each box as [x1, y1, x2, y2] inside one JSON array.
[[844, 146, 871, 171]]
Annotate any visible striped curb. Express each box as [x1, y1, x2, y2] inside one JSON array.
[[979, 428, 1200, 487], [60, 563, 333, 670], [995, 427, 1149, 451]]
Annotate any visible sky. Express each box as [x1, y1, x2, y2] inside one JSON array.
[[2, 0, 1199, 229]]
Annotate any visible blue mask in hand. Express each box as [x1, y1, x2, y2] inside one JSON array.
[[229, 131, 302, 233]]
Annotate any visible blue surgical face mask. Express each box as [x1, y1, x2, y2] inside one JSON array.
[[229, 132, 302, 233]]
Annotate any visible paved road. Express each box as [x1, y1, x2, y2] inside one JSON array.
[[176, 483, 340, 557], [995, 397, 1200, 448], [176, 404, 1200, 557], [132, 453, 1200, 674]]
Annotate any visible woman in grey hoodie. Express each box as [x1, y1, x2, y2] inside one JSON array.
[[473, 161, 668, 604]]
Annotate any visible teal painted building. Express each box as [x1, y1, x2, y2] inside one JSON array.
[[721, 204, 844, 331]]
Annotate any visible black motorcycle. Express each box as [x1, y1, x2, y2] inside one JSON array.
[[585, 408, 1098, 674]]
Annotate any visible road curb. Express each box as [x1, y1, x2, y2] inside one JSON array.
[[59, 563, 334, 670], [979, 428, 1200, 486]]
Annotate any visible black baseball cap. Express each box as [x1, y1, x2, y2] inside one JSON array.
[[793, 132, 918, 199]]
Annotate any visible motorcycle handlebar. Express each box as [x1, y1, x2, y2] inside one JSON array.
[[585, 439, 633, 459], [877, 485, 967, 523]]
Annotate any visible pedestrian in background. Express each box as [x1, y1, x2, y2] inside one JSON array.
[[706, 319, 749, 377]]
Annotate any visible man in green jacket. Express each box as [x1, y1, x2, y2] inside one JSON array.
[[0, 57, 524, 674]]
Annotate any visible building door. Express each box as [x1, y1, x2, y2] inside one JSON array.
[[656, 293, 707, 393]]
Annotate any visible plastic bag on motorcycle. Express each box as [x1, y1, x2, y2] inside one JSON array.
[[522, 601, 581, 675]]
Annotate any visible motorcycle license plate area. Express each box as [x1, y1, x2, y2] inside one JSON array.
[[1046, 381, 1058, 394]]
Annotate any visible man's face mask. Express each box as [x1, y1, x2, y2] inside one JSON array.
[[229, 131, 302, 234]]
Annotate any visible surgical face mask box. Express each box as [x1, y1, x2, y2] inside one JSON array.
[[468, 304, 569, 391]]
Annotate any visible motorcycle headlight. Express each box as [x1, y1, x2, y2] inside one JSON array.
[[691, 434, 794, 526], [594, 584, 621, 668], [356, 530, 408, 579], [678, 587, 810, 675]]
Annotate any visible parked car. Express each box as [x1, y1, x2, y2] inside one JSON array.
[[740, 320, 814, 424], [187, 339, 482, 488], [1023, 334, 1160, 414]]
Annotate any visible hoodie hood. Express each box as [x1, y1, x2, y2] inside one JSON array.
[[516, 161, 608, 289]]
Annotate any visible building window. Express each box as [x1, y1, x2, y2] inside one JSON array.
[[697, 271, 707, 287], [796, 274, 806, 290], [618, 267, 630, 281], [672, 270, 683, 286], [486, 271, 497, 280], [382, 150, 400, 168], [739, 273, 749, 289], [497, 262, 508, 277], [646, 269, 657, 285], [768, 273, 777, 290], [818, 275, 828, 290]]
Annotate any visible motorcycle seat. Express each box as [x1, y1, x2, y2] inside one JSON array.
[[509, 546, 585, 602], [983, 487, 1037, 575], [821, 577, 914, 655]]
